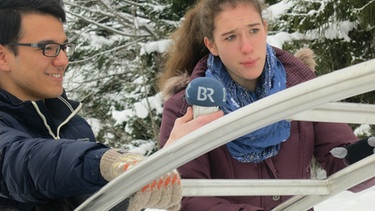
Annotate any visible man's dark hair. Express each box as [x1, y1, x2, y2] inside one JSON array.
[[0, 0, 66, 53]]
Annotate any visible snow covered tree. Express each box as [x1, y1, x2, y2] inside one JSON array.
[[267, 0, 374, 72], [266, 0, 374, 134], [63, 0, 179, 150], [62, 0, 374, 151]]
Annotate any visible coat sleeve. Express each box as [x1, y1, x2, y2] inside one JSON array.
[[313, 122, 375, 192], [159, 90, 188, 147], [0, 118, 109, 203], [313, 122, 357, 175]]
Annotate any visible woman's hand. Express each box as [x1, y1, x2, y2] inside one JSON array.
[[165, 107, 224, 146]]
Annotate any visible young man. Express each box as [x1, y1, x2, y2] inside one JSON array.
[[0, 0, 223, 210]]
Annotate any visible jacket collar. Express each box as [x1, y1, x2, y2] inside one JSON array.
[[0, 89, 82, 139]]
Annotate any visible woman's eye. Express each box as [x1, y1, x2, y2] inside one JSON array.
[[225, 35, 236, 41], [250, 28, 260, 34]]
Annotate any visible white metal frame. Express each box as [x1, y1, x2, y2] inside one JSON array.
[[180, 154, 375, 211], [75, 59, 375, 211]]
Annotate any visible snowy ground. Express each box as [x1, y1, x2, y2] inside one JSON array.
[[315, 185, 375, 210]]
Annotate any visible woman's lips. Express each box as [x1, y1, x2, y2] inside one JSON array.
[[241, 58, 258, 67]]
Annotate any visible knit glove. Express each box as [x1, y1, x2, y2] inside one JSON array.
[[100, 149, 182, 211], [330, 137, 375, 164]]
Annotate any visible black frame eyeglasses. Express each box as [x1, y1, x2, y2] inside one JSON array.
[[7, 42, 76, 57]]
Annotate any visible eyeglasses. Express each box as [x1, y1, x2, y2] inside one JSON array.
[[7, 42, 75, 57]]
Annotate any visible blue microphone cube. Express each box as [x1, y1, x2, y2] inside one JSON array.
[[185, 77, 226, 107]]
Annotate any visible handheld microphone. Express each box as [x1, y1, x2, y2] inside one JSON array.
[[185, 77, 226, 119]]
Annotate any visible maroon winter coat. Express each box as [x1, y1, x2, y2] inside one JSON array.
[[159, 47, 371, 211]]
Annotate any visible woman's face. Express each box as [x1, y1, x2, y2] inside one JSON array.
[[204, 4, 268, 91]]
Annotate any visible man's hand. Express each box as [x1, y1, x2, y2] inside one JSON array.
[[100, 149, 182, 210], [330, 137, 375, 164], [128, 169, 181, 211]]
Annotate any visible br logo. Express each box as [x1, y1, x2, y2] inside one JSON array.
[[197, 86, 215, 102]]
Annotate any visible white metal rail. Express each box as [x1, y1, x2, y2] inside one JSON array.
[[290, 102, 375, 125], [271, 154, 375, 210], [76, 59, 375, 211], [181, 179, 331, 196], [181, 154, 375, 199]]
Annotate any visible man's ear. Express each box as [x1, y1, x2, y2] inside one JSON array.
[[204, 37, 219, 56], [0, 45, 10, 71]]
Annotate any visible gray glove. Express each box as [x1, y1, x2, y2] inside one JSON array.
[[100, 149, 182, 211]]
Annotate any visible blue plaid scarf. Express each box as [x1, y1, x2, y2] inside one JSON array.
[[205, 44, 290, 163]]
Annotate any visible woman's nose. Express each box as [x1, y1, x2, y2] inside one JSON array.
[[240, 36, 254, 54]]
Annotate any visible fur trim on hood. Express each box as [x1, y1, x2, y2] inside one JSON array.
[[161, 48, 317, 102], [294, 48, 317, 71]]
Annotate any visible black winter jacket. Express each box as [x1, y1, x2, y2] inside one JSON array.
[[0, 89, 109, 211]]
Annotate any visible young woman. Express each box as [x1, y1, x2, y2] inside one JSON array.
[[158, 0, 375, 210]]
